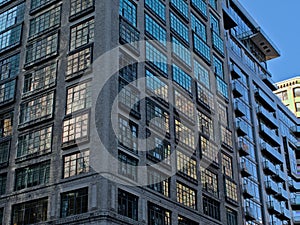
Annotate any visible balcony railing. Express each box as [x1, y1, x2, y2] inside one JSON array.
[[259, 123, 280, 146], [267, 199, 281, 214], [235, 99, 247, 117], [243, 183, 255, 199], [265, 177, 279, 194], [256, 106, 278, 129], [263, 159, 276, 176], [238, 138, 250, 156], [119, 16, 140, 51], [232, 81, 244, 98], [236, 119, 247, 136], [240, 161, 251, 177], [254, 89, 276, 111], [245, 206, 256, 221], [212, 29, 224, 56], [260, 141, 283, 164]]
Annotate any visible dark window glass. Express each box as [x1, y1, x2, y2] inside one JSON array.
[[61, 188, 88, 217], [118, 189, 138, 220]]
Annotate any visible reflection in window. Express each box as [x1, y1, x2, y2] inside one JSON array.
[[118, 189, 138, 220], [148, 168, 170, 197], [175, 119, 195, 149], [146, 69, 168, 102], [148, 203, 171, 225], [61, 188, 88, 217], [63, 151, 89, 178], [70, 18, 94, 51], [118, 116, 138, 152], [176, 182, 196, 209], [177, 151, 197, 180]]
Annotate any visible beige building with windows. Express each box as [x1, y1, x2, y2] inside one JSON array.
[[274, 77, 300, 117]]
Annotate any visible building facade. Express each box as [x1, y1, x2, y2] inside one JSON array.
[[0, 0, 299, 225], [274, 77, 300, 118]]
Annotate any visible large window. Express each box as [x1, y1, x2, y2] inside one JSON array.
[[19, 92, 54, 125], [210, 13, 220, 34], [213, 55, 224, 78], [146, 99, 169, 133], [194, 60, 209, 88], [170, 12, 189, 43], [118, 78, 140, 114], [0, 79, 15, 104], [17, 126, 52, 159], [23, 62, 57, 96], [15, 161, 50, 191], [176, 151, 197, 180], [147, 168, 170, 197], [0, 112, 13, 139], [294, 88, 300, 97], [225, 179, 238, 202], [193, 33, 210, 63], [61, 187, 88, 217], [172, 64, 192, 93], [146, 41, 168, 75], [119, 0, 137, 27], [226, 208, 237, 225], [66, 81, 91, 115], [70, 18, 94, 51], [200, 136, 218, 164], [146, 132, 170, 164], [203, 195, 220, 220], [197, 83, 214, 110], [174, 90, 194, 120], [119, 51, 138, 83], [146, 69, 168, 102], [198, 111, 214, 139], [222, 153, 233, 178], [0, 53, 20, 81], [63, 150, 89, 178], [176, 182, 196, 209], [12, 198, 48, 225], [148, 203, 171, 225], [175, 119, 195, 149], [118, 116, 138, 152], [118, 189, 138, 220], [31, 0, 53, 11], [29, 6, 61, 38], [0, 173, 6, 195], [70, 0, 94, 17], [145, 0, 166, 21], [172, 37, 191, 66], [191, 13, 206, 41], [118, 151, 138, 181], [296, 102, 300, 112], [170, 0, 189, 20], [0, 140, 9, 166], [221, 126, 232, 148], [145, 14, 166, 46], [62, 112, 89, 146], [191, 0, 207, 17], [200, 167, 218, 197], [216, 76, 228, 99]]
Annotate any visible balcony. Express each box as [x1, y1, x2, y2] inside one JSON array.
[[294, 215, 300, 224], [263, 159, 276, 176], [243, 183, 255, 199], [255, 89, 276, 112], [291, 194, 300, 210], [235, 99, 247, 117], [273, 168, 286, 182], [230, 63, 242, 79], [291, 125, 300, 138], [260, 141, 283, 164], [211, 29, 224, 56], [279, 207, 291, 220], [119, 16, 140, 52], [240, 161, 251, 177], [276, 186, 289, 201], [236, 119, 248, 136], [232, 81, 244, 98], [288, 178, 300, 192], [256, 106, 278, 129], [238, 139, 250, 156], [265, 177, 279, 194], [267, 199, 282, 214], [245, 206, 256, 221], [259, 123, 280, 146], [260, 72, 278, 91]]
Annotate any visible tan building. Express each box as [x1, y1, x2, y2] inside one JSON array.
[[274, 77, 300, 117]]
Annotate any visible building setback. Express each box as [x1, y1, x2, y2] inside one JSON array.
[[0, 0, 299, 225]]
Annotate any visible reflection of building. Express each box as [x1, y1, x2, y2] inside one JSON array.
[[274, 77, 300, 117]]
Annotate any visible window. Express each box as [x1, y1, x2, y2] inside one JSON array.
[[118, 151, 138, 181], [12, 198, 48, 225], [194, 60, 209, 88], [146, 69, 168, 102], [276, 91, 288, 101], [146, 132, 170, 164], [0, 207, 2, 224], [200, 136, 218, 164], [0, 112, 13, 139], [19, 92, 54, 125], [15, 161, 50, 191], [218, 103, 228, 126], [70, 0, 94, 17], [119, 0, 137, 27], [210, 13, 220, 34], [174, 90, 194, 120], [191, 0, 207, 17], [119, 79, 140, 114], [177, 151, 197, 180], [170, 12, 189, 43], [148, 203, 171, 225], [172, 64, 192, 93], [200, 167, 218, 197], [209, 0, 217, 10], [216, 76, 228, 99], [172, 36, 191, 66], [226, 208, 237, 225], [29, 6, 61, 38], [63, 150, 89, 178], [61, 187, 88, 217], [178, 215, 198, 225], [197, 83, 214, 110], [296, 102, 300, 112], [62, 112, 89, 146], [0, 79, 15, 104], [145, 0, 166, 21], [222, 154, 233, 178], [145, 14, 166, 46], [118, 189, 138, 220], [119, 51, 138, 83], [203, 195, 220, 220], [146, 99, 169, 133], [66, 81, 91, 115], [294, 88, 300, 97], [119, 16, 140, 50], [198, 111, 213, 138], [0, 53, 19, 81], [17, 126, 52, 158], [225, 179, 238, 202], [66, 46, 92, 79], [193, 33, 210, 63], [176, 182, 196, 209], [213, 55, 223, 78], [25, 32, 58, 66], [170, 0, 189, 20], [0, 0, 12, 6], [146, 41, 168, 75], [191, 13, 206, 41], [148, 168, 170, 197], [0, 173, 6, 195], [23, 62, 57, 96], [70, 18, 94, 51], [221, 126, 232, 148], [31, 0, 53, 11], [118, 116, 138, 152], [175, 119, 195, 149], [0, 140, 9, 165]]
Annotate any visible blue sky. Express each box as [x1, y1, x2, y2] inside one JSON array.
[[238, 0, 300, 82]]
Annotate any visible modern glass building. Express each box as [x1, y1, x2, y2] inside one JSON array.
[[0, 0, 299, 225]]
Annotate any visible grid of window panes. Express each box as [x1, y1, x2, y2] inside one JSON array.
[[118, 189, 138, 220], [170, 0, 189, 20], [31, 0, 53, 11], [146, 69, 169, 102], [29, 6, 61, 38], [147, 169, 170, 197], [17, 126, 52, 158], [145, 14, 166, 46], [119, 79, 140, 114], [176, 151, 197, 180], [200, 167, 218, 197], [172, 36, 191, 66], [0, 173, 6, 195], [203, 195, 220, 220], [0, 140, 9, 165], [0, 79, 15, 104], [175, 119, 195, 149], [146, 133, 171, 164], [174, 90, 195, 120], [119, 0, 137, 27], [198, 111, 214, 138], [146, 41, 168, 75], [70, 18, 94, 51], [193, 33, 211, 63], [172, 64, 192, 93], [222, 153, 233, 178], [225, 179, 238, 202], [178, 216, 198, 225], [0, 112, 12, 139], [119, 51, 138, 83], [221, 126, 233, 148], [191, 13, 206, 41], [200, 136, 218, 164], [0, 53, 20, 81], [209, 0, 217, 10], [176, 182, 196, 209], [118, 151, 138, 181], [118, 116, 138, 152], [63, 150, 90, 178], [148, 203, 171, 225], [170, 12, 189, 43], [194, 60, 209, 87], [70, 0, 94, 17], [216, 76, 228, 99], [146, 99, 169, 133], [191, 0, 207, 17], [226, 208, 237, 225], [145, 0, 166, 21], [15, 160, 50, 190], [197, 83, 215, 111]]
